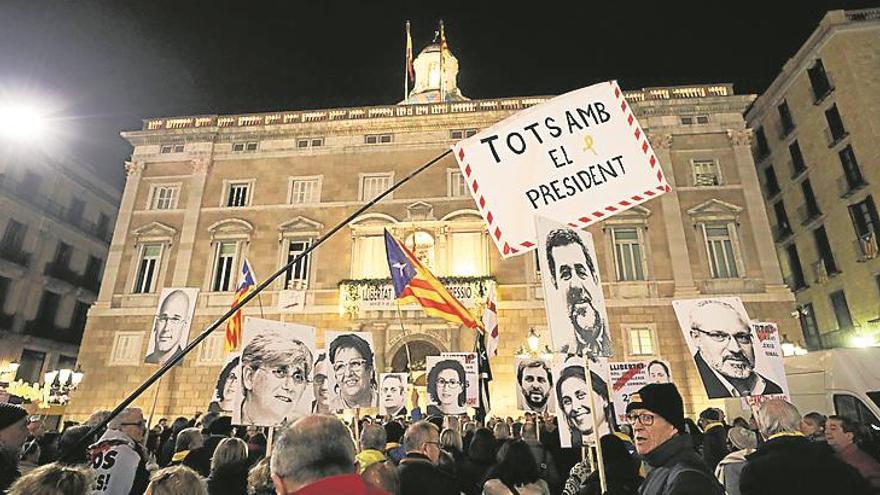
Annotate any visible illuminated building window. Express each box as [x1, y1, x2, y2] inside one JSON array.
[[297, 137, 324, 148], [198, 333, 225, 365], [404, 231, 436, 271], [285, 239, 311, 289], [692, 159, 721, 187], [232, 141, 259, 152], [450, 129, 477, 140], [211, 241, 238, 292], [133, 243, 162, 294], [447, 169, 468, 198], [365, 134, 393, 145], [225, 181, 252, 207], [149, 185, 179, 210], [611, 227, 646, 281], [628, 327, 655, 356], [289, 177, 322, 204], [353, 235, 388, 278], [109, 332, 144, 365], [159, 143, 185, 154], [449, 231, 488, 276], [359, 173, 393, 201], [702, 223, 740, 279]]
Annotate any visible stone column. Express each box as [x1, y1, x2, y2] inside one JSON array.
[[650, 133, 699, 296], [171, 158, 211, 286], [372, 322, 388, 373], [96, 161, 144, 307], [728, 129, 784, 285]]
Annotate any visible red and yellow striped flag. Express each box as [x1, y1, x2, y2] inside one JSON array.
[[224, 258, 257, 352], [385, 230, 482, 330]]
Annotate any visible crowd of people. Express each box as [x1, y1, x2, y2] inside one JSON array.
[[2, 382, 880, 495]]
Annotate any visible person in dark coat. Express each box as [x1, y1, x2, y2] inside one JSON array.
[[158, 416, 190, 467], [625, 383, 723, 495], [457, 427, 497, 495], [398, 420, 459, 495], [699, 408, 729, 472], [577, 434, 643, 495], [0, 403, 29, 492], [740, 399, 872, 495], [186, 415, 233, 477]]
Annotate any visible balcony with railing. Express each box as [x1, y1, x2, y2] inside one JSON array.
[[0, 176, 112, 244], [43, 262, 83, 288], [0, 243, 31, 267], [855, 233, 879, 262]]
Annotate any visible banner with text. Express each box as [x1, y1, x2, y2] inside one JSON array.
[[608, 360, 673, 424], [452, 80, 670, 258]]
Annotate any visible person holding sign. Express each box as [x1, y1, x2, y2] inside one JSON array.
[[625, 383, 723, 495], [685, 300, 783, 398]]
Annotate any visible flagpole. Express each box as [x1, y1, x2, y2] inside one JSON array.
[[404, 21, 410, 104], [439, 19, 445, 102], [583, 355, 608, 493], [62, 148, 455, 461], [394, 304, 413, 369]]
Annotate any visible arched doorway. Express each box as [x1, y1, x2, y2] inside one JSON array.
[[390, 340, 441, 374]]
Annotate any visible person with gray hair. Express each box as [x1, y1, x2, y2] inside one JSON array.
[[270, 414, 386, 494], [739, 399, 872, 495], [87, 407, 152, 495], [398, 421, 458, 495], [356, 424, 387, 474]]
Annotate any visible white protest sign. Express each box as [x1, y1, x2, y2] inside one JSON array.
[[608, 359, 674, 424], [452, 80, 669, 258], [441, 352, 479, 408]]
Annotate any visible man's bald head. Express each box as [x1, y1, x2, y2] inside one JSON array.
[[160, 290, 189, 314], [271, 415, 356, 493]]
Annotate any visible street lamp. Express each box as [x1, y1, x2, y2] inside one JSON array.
[[0, 102, 49, 141], [43, 365, 84, 405], [526, 328, 540, 353]]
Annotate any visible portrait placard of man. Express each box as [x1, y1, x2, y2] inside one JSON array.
[[536, 217, 611, 358], [515, 358, 554, 414], [646, 360, 673, 384], [553, 356, 614, 448], [379, 373, 408, 417], [426, 356, 468, 416], [310, 351, 331, 414], [233, 317, 316, 427], [144, 287, 199, 365], [326, 331, 378, 410], [673, 298, 784, 399]]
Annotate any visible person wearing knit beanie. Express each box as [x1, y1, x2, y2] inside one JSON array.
[[625, 383, 723, 495], [0, 403, 30, 492]]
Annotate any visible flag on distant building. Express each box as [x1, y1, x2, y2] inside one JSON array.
[[406, 21, 414, 82], [439, 19, 448, 52], [475, 331, 492, 421], [224, 258, 256, 352], [482, 284, 499, 358], [384, 229, 482, 330]]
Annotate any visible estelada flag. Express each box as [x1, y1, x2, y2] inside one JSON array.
[[224, 258, 257, 352], [384, 229, 482, 330]]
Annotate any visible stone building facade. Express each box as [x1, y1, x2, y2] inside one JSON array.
[[0, 153, 120, 390], [67, 43, 796, 421], [745, 9, 880, 350]]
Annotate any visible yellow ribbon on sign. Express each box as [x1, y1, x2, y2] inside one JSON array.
[[583, 134, 597, 155]]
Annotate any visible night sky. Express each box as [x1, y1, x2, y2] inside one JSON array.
[[1, 0, 875, 186]]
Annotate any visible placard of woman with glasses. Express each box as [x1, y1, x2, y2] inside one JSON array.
[[426, 357, 468, 416], [327, 332, 379, 411], [235, 318, 316, 427]]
